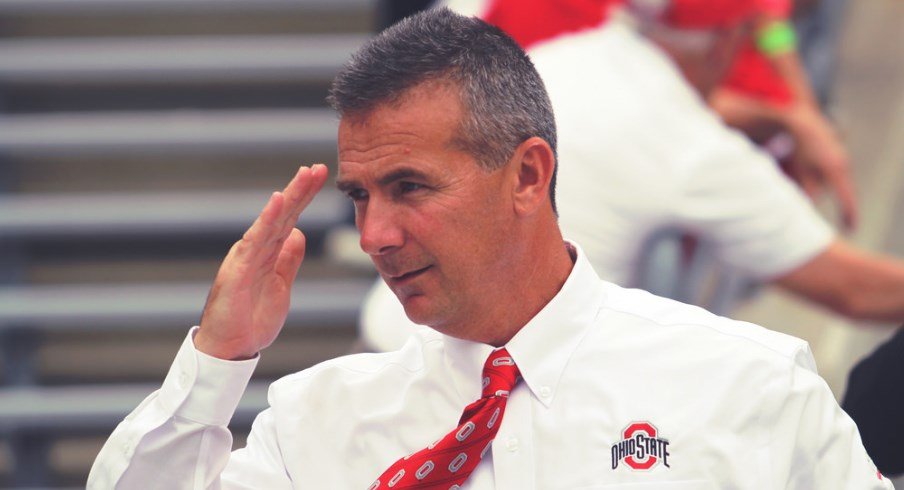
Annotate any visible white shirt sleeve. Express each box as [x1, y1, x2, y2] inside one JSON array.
[[768, 346, 893, 489], [675, 121, 835, 280], [87, 328, 291, 490]]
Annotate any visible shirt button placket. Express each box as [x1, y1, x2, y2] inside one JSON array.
[[123, 438, 136, 458], [492, 390, 534, 489], [505, 437, 519, 452], [178, 371, 190, 389], [539, 386, 552, 399]]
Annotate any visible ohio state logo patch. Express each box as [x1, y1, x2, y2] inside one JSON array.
[[611, 422, 671, 471]]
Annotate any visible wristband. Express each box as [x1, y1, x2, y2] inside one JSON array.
[[757, 20, 797, 56]]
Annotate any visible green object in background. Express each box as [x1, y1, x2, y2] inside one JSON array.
[[757, 20, 797, 56]]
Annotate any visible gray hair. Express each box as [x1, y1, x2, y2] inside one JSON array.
[[327, 7, 558, 211]]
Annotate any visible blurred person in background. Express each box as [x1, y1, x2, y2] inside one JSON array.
[[445, 0, 856, 228], [843, 324, 904, 479], [711, 0, 856, 229], [361, 0, 904, 348]]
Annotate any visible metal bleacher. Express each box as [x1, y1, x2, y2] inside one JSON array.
[[0, 0, 376, 486]]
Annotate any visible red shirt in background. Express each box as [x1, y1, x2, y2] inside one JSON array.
[[723, 0, 794, 106], [481, 0, 794, 105], [483, 0, 614, 49]]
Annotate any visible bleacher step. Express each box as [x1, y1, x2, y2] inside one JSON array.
[[0, 34, 366, 84], [0, 188, 351, 238], [0, 0, 369, 15], [0, 277, 372, 329], [0, 382, 269, 433], [0, 108, 338, 156]]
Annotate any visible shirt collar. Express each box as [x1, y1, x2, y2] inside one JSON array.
[[443, 241, 607, 408]]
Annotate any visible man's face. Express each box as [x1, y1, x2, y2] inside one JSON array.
[[336, 81, 516, 338]]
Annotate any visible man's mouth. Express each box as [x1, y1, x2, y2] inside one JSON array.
[[389, 265, 432, 282]]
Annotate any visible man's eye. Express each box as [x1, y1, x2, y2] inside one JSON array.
[[399, 182, 425, 194], [346, 189, 368, 202]]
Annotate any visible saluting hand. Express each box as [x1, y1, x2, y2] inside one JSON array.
[[195, 164, 330, 360]]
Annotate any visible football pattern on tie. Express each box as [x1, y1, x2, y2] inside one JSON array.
[[369, 348, 521, 489]]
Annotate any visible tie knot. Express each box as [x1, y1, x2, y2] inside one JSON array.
[[481, 348, 520, 398]]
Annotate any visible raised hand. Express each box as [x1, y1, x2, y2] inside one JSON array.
[[195, 164, 330, 360]]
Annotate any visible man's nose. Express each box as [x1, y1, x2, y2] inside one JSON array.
[[358, 200, 404, 256]]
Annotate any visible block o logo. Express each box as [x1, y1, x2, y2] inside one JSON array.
[[611, 421, 671, 471], [624, 423, 658, 470]]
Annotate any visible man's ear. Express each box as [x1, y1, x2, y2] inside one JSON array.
[[509, 137, 555, 217]]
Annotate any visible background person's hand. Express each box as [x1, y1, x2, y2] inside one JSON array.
[[195, 164, 330, 360], [786, 106, 859, 231]]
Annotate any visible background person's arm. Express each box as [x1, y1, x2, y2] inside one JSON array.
[[710, 9, 858, 230], [709, 88, 789, 142], [775, 239, 904, 322], [780, 100, 856, 231], [766, 45, 856, 230], [710, 81, 856, 230]]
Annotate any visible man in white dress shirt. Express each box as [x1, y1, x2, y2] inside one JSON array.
[[89, 8, 891, 489]]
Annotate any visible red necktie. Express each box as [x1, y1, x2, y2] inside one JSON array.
[[369, 348, 521, 489]]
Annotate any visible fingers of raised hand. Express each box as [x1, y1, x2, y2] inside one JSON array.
[[233, 164, 328, 271], [274, 228, 307, 286], [231, 191, 285, 264], [275, 164, 329, 237]]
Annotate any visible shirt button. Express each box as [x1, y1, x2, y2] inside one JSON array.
[[505, 437, 519, 452], [539, 386, 552, 398], [179, 372, 189, 388]]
